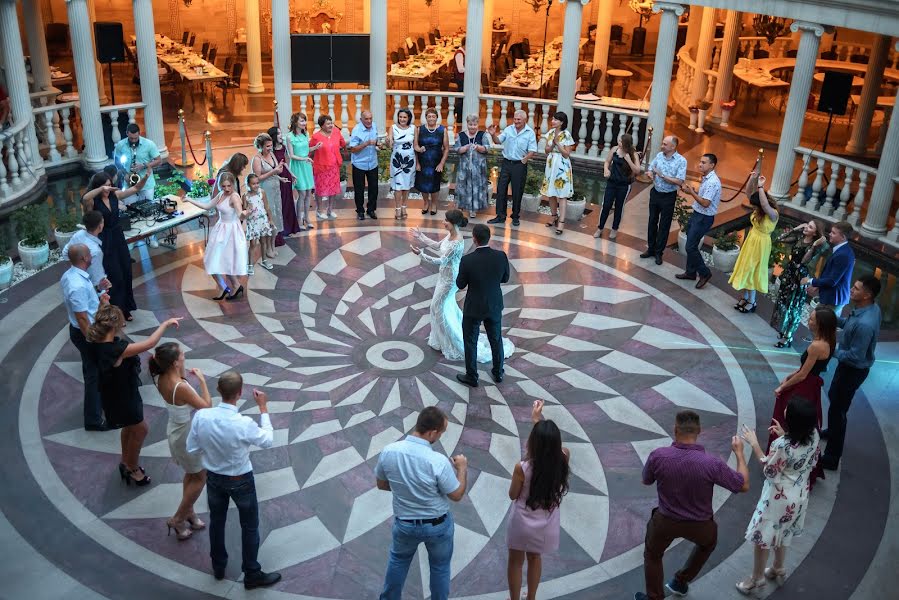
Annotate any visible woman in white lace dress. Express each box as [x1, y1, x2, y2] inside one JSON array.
[[410, 209, 515, 362]]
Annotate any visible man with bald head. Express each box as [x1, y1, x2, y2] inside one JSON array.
[[349, 109, 382, 220], [488, 109, 537, 227], [642, 135, 687, 265], [61, 243, 110, 430]]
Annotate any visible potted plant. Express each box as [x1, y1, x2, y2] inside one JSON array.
[[187, 176, 212, 203], [54, 211, 80, 249], [688, 105, 699, 130], [13, 203, 50, 271], [339, 163, 348, 197], [712, 230, 740, 273], [564, 177, 588, 222], [0, 227, 12, 290], [720, 100, 736, 127], [696, 100, 712, 133], [520, 164, 544, 213], [674, 195, 692, 254], [376, 147, 394, 200], [153, 173, 185, 200]]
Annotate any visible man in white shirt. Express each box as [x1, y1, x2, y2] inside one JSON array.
[[60, 244, 110, 430], [677, 153, 721, 289], [186, 372, 280, 589], [62, 211, 110, 289]]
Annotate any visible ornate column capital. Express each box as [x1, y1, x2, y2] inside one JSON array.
[[558, 0, 591, 6], [790, 21, 825, 37], [653, 2, 684, 17]]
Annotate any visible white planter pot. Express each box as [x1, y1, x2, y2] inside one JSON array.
[[521, 193, 541, 213], [677, 230, 688, 255], [189, 194, 211, 204], [17, 241, 50, 271], [696, 109, 708, 133], [564, 199, 586, 222], [377, 181, 393, 199], [720, 108, 732, 127], [688, 111, 698, 130], [54, 228, 76, 250], [712, 245, 741, 273], [0, 258, 12, 290], [340, 180, 348, 197]]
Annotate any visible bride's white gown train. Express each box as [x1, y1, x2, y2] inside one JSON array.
[[416, 232, 515, 363]]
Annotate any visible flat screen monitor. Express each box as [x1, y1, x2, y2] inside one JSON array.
[[331, 34, 371, 84], [290, 35, 332, 83]]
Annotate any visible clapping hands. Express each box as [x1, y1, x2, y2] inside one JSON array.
[[531, 399, 544, 423]]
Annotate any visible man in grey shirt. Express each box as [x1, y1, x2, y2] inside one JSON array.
[[820, 275, 882, 470], [375, 406, 468, 600]]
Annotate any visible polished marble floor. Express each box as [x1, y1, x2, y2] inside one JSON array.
[[0, 195, 896, 599]]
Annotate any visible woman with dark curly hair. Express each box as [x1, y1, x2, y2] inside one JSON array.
[[737, 398, 820, 594], [506, 399, 570, 600]]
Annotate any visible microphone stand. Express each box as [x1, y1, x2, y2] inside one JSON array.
[[539, 0, 553, 95]]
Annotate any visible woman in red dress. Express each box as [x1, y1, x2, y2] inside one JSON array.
[[310, 114, 346, 221]]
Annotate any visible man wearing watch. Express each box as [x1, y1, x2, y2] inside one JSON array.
[[114, 123, 163, 247]]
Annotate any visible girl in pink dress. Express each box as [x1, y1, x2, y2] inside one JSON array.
[[506, 400, 570, 600], [310, 114, 346, 220], [184, 171, 248, 301]]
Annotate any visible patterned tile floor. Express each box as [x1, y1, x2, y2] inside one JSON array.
[[0, 205, 895, 599]]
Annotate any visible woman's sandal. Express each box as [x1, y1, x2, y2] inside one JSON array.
[[545, 215, 559, 229], [737, 302, 757, 314], [556, 220, 565, 235], [734, 298, 749, 310], [735, 578, 766, 595], [764, 567, 786, 584], [774, 339, 791, 348]]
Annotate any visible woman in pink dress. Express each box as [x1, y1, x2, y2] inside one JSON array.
[[310, 114, 346, 221], [506, 399, 570, 600], [184, 171, 248, 301]]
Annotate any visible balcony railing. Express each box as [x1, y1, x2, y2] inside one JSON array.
[[0, 120, 43, 207]]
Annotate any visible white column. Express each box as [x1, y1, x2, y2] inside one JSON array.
[[690, 6, 716, 103], [362, 0, 370, 32], [770, 21, 824, 200], [23, 0, 53, 91], [66, 0, 107, 169], [646, 2, 684, 158], [0, 0, 42, 166], [710, 10, 741, 119], [481, 0, 494, 72], [557, 0, 587, 114], [272, 0, 292, 129], [684, 5, 703, 54], [86, 0, 107, 105], [463, 0, 485, 119], [133, 0, 167, 158], [861, 39, 899, 238], [846, 34, 891, 155], [370, 0, 387, 135], [245, 0, 264, 93], [591, 0, 613, 95]]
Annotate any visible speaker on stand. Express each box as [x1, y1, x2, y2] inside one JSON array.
[[816, 71, 853, 153], [93, 22, 125, 105]]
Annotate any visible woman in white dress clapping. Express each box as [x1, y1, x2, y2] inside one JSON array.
[[388, 108, 416, 220]]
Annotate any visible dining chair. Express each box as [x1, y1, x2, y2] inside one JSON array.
[[201, 41, 210, 60], [417, 37, 426, 52], [398, 46, 407, 60], [181, 31, 189, 45], [217, 62, 244, 107], [188, 33, 196, 48], [207, 47, 217, 66], [434, 28, 441, 38], [390, 51, 399, 64], [428, 33, 436, 45], [590, 68, 603, 95], [521, 38, 531, 56], [223, 55, 234, 75]]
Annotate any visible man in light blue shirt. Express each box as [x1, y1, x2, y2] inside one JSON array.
[[349, 110, 381, 220], [487, 109, 538, 226], [375, 406, 468, 600], [62, 211, 109, 288], [820, 275, 882, 470], [642, 135, 688, 265], [60, 244, 110, 430], [186, 371, 280, 589], [677, 153, 721, 289], [114, 123, 163, 247]]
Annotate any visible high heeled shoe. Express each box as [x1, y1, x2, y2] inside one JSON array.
[[186, 514, 206, 530], [737, 302, 757, 314], [421, 208, 428, 215], [734, 298, 749, 310], [545, 215, 559, 229], [775, 339, 792, 348], [118, 462, 128, 481], [213, 288, 231, 301], [764, 567, 786, 584], [125, 468, 151, 487], [225, 286, 244, 301], [166, 518, 193, 541], [735, 577, 766, 595]]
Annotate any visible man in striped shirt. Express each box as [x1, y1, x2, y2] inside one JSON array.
[[635, 410, 750, 600]]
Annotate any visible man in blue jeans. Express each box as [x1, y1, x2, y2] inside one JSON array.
[[186, 371, 280, 589], [375, 406, 469, 600], [676, 153, 721, 289]]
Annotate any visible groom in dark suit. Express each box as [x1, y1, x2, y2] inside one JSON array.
[[455, 224, 510, 387], [802, 221, 855, 317]]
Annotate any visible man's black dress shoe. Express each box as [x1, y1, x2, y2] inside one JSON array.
[[820, 429, 829, 440], [356, 213, 365, 221], [84, 422, 110, 432], [512, 218, 520, 226], [675, 272, 696, 280], [819, 457, 839, 471], [639, 251, 653, 258], [367, 212, 377, 220], [213, 568, 225, 581], [655, 255, 663, 265], [487, 217, 505, 224], [244, 571, 281, 590], [455, 374, 479, 387], [696, 273, 712, 289], [492, 372, 504, 383]]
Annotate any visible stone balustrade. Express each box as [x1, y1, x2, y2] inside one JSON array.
[[0, 120, 43, 206], [789, 146, 877, 228]]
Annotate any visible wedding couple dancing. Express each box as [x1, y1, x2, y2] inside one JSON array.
[[410, 210, 515, 387]]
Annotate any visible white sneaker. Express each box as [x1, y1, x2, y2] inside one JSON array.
[[247, 264, 255, 275], [316, 211, 327, 219], [260, 260, 274, 270], [148, 236, 159, 249], [328, 211, 337, 219], [609, 229, 618, 240]]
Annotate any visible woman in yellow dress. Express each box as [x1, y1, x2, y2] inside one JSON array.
[[729, 174, 779, 313], [540, 111, 575, 235]]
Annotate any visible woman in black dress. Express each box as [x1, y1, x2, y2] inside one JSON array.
[[81, 170, 151, 321], [88, 303, 182, 486]]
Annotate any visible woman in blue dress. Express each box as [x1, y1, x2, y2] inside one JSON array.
[[414, 107, 449, 215]]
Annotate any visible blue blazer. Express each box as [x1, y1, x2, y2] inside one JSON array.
[[812, 244, 854, 307]]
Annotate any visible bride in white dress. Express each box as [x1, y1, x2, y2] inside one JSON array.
[[410, 210, 515, 362]]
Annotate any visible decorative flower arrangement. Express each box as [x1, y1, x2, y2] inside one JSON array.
[[697, 100, 712, 111], [721, 100, 737, 111], [688, 105, 700, 113]]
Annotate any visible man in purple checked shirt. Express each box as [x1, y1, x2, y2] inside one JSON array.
[[635, 410, 750, 600]]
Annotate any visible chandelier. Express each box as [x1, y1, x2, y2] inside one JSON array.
[[629, 1, 655, 28], [523, 0, 547, 14], [183, 0, 191, 6], [753, 14, 791, 44]]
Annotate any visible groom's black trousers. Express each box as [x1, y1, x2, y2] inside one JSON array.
[[462, 315, 504, 380]]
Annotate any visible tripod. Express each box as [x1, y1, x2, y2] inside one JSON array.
[[539, 0, 554, 93]]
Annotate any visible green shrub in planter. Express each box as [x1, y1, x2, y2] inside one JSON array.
[[0, 227, 10, 264], [153, 173, 186, 199], [523, 167, 544, 196], [674, 196, 692, 229], [54, 211, 80, 234], [188, 178, 212, 199], [13, 204, 50, 248], [339, 163, 348, 182], [377, 147, 392, 183], [714, 230, 739, 252]]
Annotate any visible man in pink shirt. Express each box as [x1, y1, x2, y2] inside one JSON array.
[[635, 410, 750, 600]]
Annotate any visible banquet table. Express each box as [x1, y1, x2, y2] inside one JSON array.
[[388, 36, 463, 84], [130, 34, 228, 83], [497, 37, 587, 95]]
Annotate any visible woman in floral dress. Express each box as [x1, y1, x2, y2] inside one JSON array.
[[388, 108, 416, 220], [540, 111, 575, 235], [454, 114, 490, 220], [737, 398, 820, 594]]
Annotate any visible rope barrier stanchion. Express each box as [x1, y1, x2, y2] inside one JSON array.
[[174, 109, 194, 168], [273, 100, 279, 128], [635, 125, 654, 184], [721, 147, 764, 204], [204, 130, 214, 180], [182, 119, 208, 167]]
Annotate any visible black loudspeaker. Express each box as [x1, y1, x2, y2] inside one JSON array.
[[94, 22, 125, 63], [817, 71, 853, 115]]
